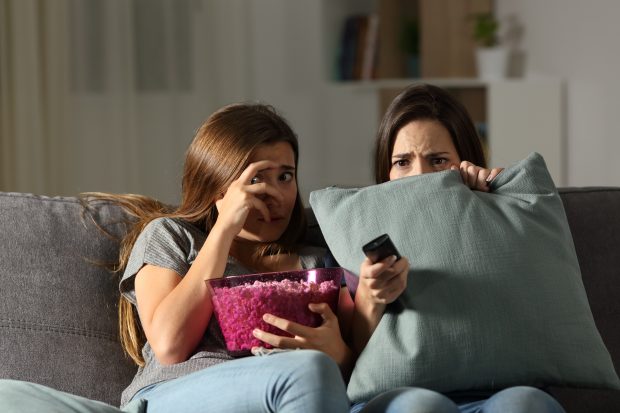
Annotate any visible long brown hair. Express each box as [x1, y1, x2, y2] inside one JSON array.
[[374, 83, 487, 184], [88, 103, 306, 366]]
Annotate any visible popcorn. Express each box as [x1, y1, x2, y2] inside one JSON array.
[[210, 272, 341, 354]]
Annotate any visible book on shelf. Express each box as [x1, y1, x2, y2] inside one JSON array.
[[337, 14, 379, 81]]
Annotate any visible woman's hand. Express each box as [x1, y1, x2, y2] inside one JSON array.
[[452, 161, 503, 192], [357, 255, 409, 306], [252, 303, 351, 369], [214, 160, 284, 236]]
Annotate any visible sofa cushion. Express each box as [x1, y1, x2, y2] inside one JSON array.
[[309, 153, 620, 403], [0, 193, 136, 406]]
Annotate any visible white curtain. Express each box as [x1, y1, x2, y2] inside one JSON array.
[[0, 0, 70, 196], [0, 0, 253, 204]]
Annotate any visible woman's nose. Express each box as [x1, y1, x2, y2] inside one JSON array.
[[258, 179, 282, 204], [408, 160, 433, 176]]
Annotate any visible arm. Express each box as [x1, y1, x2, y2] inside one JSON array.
[[134, 224, 235, 365], [135, 160, 283, 365], [351, 256, 409, 355]]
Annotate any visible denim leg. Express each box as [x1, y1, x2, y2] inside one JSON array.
[[358, 387, 460, 413], [0, 379, 145, 413], [134, 350, 349, 413], [458, 386, 566, 413]]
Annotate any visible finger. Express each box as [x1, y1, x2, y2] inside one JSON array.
[[476, 169, 492, 192], [262, 313, 313, 337], [362, 255, 398, 279], [252, 328, 306, 349], [308, 302, 336, 321], [467, 164, 481, 188], [246, 196, 271, 223], [459, 161, 472, 184], [486, 167, 504, 184], [238, 160, 279, 183], [393, 257, 410, 274], [244, 182, 285, 204]]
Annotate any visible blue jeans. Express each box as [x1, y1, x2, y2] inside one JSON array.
[[133, 349, 349, 413], [350, 386, 566, 413], [0, 379, 144, 413]]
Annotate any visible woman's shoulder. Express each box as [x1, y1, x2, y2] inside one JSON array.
[[141, 217, 205, 242], [131, 217, 206, 267]]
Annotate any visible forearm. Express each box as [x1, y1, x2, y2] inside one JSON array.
[[335, 344, 355, 381], [351, 289, 386, 355], [146, 224, 236, 363]]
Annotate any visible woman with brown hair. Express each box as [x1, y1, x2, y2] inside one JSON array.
[[351, 84, 564, 413], [0, 104, 355, 412], [104, 102, 355, 412], [373, 83, 503, 189], [0, 102, 355, 413]]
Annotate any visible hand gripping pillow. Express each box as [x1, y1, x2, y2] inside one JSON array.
[[309, 153, 620, 403]]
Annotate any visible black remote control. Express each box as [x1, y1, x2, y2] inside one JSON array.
[[362, 234, 402, 263]]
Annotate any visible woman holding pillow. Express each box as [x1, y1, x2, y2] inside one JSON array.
[[350, 84, 566, 413]]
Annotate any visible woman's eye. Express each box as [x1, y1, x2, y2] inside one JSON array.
[[279, 172, 294, 182], [431, 158, 448, 166], [250, 176, 261, 185], [393, 159, 409, 167]]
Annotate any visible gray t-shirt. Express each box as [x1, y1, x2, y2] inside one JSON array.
[[119, 217, 326, 406]]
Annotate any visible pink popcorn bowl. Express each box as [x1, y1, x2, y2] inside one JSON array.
[[207, 267, 343, 356]]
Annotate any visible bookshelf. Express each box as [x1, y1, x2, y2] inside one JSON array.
[[320, 1, 565, 187], [326, 0, 492, 81]]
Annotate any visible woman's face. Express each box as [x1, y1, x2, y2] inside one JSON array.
[[389, 120, 461, 181], [237, 141, 298, 242]]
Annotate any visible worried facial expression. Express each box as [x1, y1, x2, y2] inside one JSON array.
[[389, 120, 461, 181], [237, 141, 298, 243]]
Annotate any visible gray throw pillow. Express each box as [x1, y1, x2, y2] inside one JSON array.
[[309, 153, 620, 403]]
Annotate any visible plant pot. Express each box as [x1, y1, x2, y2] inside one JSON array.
[[475, 46, 509, 80]]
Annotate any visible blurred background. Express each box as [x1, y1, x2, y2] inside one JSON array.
[[1, 0, 619, 204]]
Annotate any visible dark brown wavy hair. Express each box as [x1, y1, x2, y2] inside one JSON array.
[[86, 103, 306, 365], [374, 83, 487, 184]]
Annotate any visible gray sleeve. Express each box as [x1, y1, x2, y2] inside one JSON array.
[[119, 218, 194, 304]]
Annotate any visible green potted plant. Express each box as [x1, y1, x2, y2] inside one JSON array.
[[473, 12, 499, 47], [471, 12, 508, 79]]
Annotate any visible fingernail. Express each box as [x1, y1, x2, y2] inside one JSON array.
[[253, 329, 260, 336]]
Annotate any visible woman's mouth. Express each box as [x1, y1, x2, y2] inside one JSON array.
[[258, 216, 284, 222]]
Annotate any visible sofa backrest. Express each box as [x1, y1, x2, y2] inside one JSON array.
[[1, 189, 619, 410], [0, 193, 136, 406], [546, 188, 620, 411]]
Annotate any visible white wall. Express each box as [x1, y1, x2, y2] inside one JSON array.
[[7, 1, 618, 202], [245, 0, 620, 199], [241, 0, 378, 201], [496, 0, 620, 186]]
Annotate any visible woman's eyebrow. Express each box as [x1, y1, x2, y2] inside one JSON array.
[[425, 151, 450, 157], [391, 153, 411, 159], [257, 164, 295, 173]]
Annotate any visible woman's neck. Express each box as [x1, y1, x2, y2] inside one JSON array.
[[229, 239, 301, 273]]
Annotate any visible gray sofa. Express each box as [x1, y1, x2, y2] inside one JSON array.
[[1, 189, 619, 412]]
